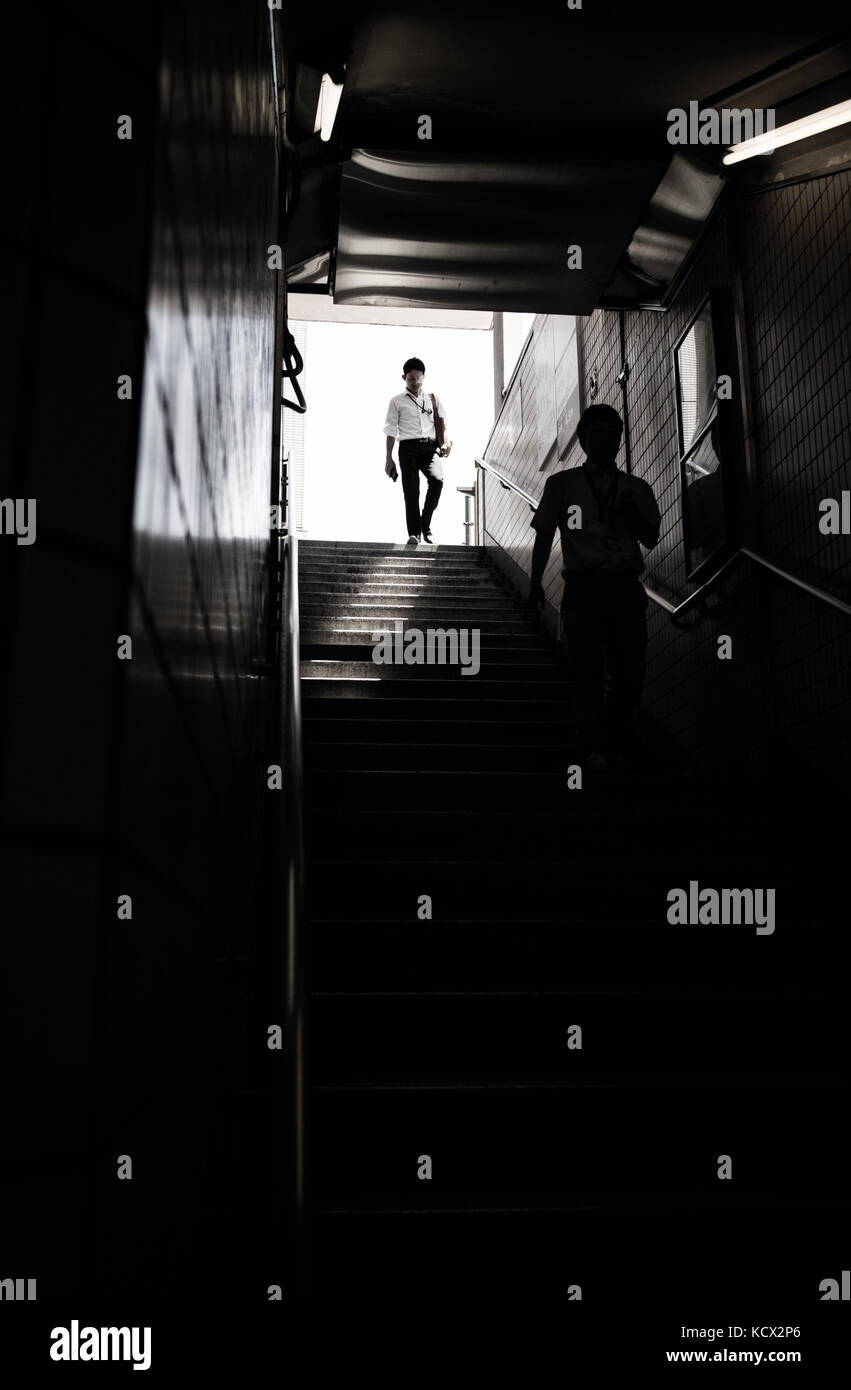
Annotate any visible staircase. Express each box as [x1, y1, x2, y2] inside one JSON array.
[[298, 539, 846, 1303]]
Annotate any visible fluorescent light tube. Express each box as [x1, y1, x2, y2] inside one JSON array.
[[722, 97, 851, 165], [315, 73, 344, 142]]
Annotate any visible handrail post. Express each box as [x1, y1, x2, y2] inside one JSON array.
[[456, 485, 475, 545]]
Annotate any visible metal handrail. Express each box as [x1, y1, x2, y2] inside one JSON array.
[[738, 546, 851, 619], [474, 457, 538, 509], [268, 0, 309, 1299], [282, 530, 309, 1291], [474, 456, 851, 620]]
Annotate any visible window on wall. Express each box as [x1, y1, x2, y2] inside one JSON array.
[[677, 301, 717, 455], [502, 313, 536, 391], [673, 289, 740, 581]]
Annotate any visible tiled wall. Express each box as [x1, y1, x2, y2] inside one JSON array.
[[482, 172, 850, 777], [736, 178, 851, 771], [1, 0, 279, 1297]]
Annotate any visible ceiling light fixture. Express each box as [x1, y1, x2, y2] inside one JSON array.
[[722, 97, 851, 165], [314, 72, 344, 142]]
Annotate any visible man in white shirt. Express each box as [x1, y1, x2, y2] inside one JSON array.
[[383, 357, 451, 544]]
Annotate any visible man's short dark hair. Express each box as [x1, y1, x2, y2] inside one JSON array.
[[403, 357, 426, 375], [577, 403, 623, 446]]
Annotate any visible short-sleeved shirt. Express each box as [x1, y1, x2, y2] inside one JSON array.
[[531, 465, 661, 575], [383, 389, 447, 442]]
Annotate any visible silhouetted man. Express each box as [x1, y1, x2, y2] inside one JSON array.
[[384, 357, 451, 545], [525, 403, 661, 769]]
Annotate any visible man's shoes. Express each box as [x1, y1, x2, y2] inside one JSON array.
[[407, 534, 420, 546], [421, 530, 434, 544]]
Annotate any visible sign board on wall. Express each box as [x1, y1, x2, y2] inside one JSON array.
[[534, 317, 557, 464], [555, 317, 581, 459], [507, 384, 523, 451], [534, 315, 580, 467]]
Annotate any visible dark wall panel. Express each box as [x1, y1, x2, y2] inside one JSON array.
[[738, 176, 851, 771], [1, 5, 162, 1304], [1, 0, 278, 1298], [99, 0, 278, 1297]]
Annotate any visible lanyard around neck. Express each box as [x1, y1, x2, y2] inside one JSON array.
[[406, 391, 431, 414], [582, 465, 619, 523]]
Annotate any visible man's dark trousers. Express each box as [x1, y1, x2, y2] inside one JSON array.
[[559, 572, 649, 750], [399, 438, 442, 536]]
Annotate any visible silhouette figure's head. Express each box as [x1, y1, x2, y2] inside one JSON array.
[[578, 404, 623, 467]]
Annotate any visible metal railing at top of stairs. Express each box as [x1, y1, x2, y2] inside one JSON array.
[[473, 456, 851, 622]]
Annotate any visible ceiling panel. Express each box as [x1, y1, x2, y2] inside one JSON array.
[[335, 151, 667, 313], [281, 5, 850, 313]]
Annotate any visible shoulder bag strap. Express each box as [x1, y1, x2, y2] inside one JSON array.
[[430, 393, 445, 448]]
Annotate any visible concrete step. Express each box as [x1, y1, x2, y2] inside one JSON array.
[[305, 856, 805, 921], [303, 767, 697, 808], [298, 559, 498, 575], [299, 545, 487, 558], [304, 743, 582, 772], [301, 696, 582, 723], [299, 563, 497, 582], [299, 602, 526, 619], [301, 592, 511, 610], [300, 596, 513, 613], [298, 565, 512, 587], [298, 536, 478, 547], [299, 678, 576, 700], [299, 660, 573, 682], [304, 807, 795, 856], [299, 572, 496, 590], [308, 1207, 841, 1300], [300, 633, 554, 653], [302, 716, 578, 744], [300, 646, 560, 667], [298, 711, 684, 767], [308, 989, 846, 1087], [300, 584, 516, 601], [307, 917, 848, 992], [299, 613, 534, 632], [308, 1085, 847, 1210]]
